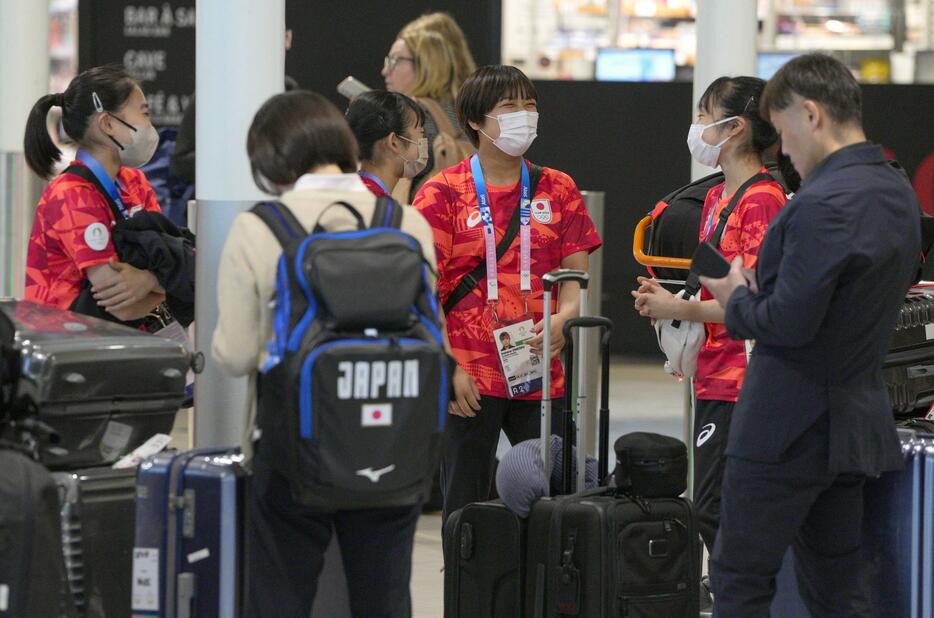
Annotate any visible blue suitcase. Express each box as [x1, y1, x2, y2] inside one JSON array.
[[131, 448, 248, 618], [771, 433, 925, 617]]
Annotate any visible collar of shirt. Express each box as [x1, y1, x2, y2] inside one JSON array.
[[291, 172, 369, 193]]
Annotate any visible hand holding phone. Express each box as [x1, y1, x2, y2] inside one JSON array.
[[691, 242, 731, 279]]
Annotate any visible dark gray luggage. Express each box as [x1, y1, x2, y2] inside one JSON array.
[[525, 271, 700, 617], [0, 300, 189, 470], [53, 466, 137, 617], [0, 440, 75, 617]]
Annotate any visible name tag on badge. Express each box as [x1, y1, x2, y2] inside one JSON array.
[[493, 317, 543, 399]]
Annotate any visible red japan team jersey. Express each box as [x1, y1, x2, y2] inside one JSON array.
[[694, 170, 787, 402], [24, 161, 162, 309], [414, 158, 602, 400]]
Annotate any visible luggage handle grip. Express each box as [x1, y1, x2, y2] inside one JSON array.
[[908, 365, 934, 379], [633, 215, 693, 270], [543, 269, 589, 292]]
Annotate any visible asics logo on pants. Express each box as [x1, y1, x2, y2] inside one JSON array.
[[696, 423, 717, 447]]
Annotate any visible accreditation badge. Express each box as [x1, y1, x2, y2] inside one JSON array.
[[493, 317, 543, 399]]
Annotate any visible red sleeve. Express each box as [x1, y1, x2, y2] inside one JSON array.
[[413, 174, 456, 269], [736, 189, 786, 268], [52, 185, 117, 271], [556, 172, 602, 258]]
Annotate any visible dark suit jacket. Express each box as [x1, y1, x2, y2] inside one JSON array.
[[725, 143, 920, 474]]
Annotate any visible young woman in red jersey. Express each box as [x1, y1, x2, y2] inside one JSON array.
[[414, 65, 602, 524], [345, 90, 428, 199], [23, 65, 164, 324], [633, 76, 788, 601]]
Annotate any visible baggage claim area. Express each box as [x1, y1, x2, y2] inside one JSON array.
[[2, 1, 934, 617]]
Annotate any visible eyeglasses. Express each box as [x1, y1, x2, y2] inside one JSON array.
[[384, 55, 416, 72]]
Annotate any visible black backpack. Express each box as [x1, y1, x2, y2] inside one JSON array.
[[252, 198, 450, 510]]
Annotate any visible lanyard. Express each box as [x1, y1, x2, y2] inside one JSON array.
[[76, 150, 130, 219], [702, 187, 726, 241], [469, 153, 532, 304], [358, 171, 391, 197]]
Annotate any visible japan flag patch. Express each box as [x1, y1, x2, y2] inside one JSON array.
[[531, 199, 552, 223], [361, 403, 393, 427]]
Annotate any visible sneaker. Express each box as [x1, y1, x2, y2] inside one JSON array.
[[700, 576, 714, 615]]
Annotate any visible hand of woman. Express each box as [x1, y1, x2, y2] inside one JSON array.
[[528, 313, 568, 359], [631, 276, 681, 320], [92, 258, 160, 312], [450, 365, 481, 418]]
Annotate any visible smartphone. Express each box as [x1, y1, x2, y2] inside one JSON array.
[[691, 242, 731, 279], [337, 76, 371, 100]]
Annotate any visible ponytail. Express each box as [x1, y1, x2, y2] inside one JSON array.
[[23, 94, 63, 180], [23, 64, 137, 180]]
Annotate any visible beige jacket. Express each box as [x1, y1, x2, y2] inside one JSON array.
[[211, 172, 438, 461]]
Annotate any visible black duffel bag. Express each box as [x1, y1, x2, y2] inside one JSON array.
[[613, 432, 687, 498]]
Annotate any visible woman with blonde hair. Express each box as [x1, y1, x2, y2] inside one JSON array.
[[399, 12, 477, 87], [383, 27, 472, 199]]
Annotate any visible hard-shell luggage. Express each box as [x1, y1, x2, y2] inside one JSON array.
[[526, 270, 700, 617], [132, 448, 248, 618], [771, 430, 925, 616], [53, 466, 137, 618], [0, 440, 75, 618], [0, 300, 189, 470]]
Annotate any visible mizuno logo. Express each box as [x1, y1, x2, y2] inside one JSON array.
[[356, 465, 396, 483], [337, 360, 419, 400], [696, 423, 716, 447]]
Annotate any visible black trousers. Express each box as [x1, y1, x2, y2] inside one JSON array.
[[710, 415, 871, 617], [248, 451, 421, 618], [693, 399, 734, 556], [441, 396, 561, 525]]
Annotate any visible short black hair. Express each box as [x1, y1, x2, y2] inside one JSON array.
[[457, 65, 538, 147], [345, 90, 425, 161], [698, 76, 777, 155], [24, 64, 137, 179], [247, 90, 358, 194], [760, 53, 862, 125]]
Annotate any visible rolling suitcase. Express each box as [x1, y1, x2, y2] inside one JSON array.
[[53, 466, 137, 618], [525, 271, 701, 618], [0, 300, 189, 470], [443, 270, 600, 618], [771, 430, 925, 616], [132, 448, 248, 618], [0, 440, 75, 618]]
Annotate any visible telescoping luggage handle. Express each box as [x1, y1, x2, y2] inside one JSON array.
[[541, 269, 588, 497], [562, 316, 613, 495]]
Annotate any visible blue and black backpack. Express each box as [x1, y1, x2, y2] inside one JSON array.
[[251, 197, 450, 509]]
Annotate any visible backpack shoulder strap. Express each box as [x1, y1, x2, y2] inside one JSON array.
[[685, 171, 775, 297], [418, 97, 459, 138], [709, 172, 775, 246], [370, 196, 403, 229], [250, 201, 306, 248], [62, 164, 124, 221]]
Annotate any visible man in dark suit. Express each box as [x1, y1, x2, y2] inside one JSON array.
[[701, 53, 921, 616]]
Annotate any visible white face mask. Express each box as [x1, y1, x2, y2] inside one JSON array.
[[686, 116, 737, 168], [480, 110, 539, 157], [108, 113, 160, 168], [397, 135, 429, 178]]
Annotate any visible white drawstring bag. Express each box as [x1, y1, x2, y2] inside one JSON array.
[[654, 290, 705, 379]]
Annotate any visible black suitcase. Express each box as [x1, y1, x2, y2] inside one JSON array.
[[525, 271, 701, 617], [0, 441, 76, 618], [0, 300, 189, 470], [53, 466, 137, 618]]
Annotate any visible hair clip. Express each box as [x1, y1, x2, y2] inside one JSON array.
[[91, 92, 104, 113]]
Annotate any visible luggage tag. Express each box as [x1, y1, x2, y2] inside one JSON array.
[[492, 300, 543, 399]]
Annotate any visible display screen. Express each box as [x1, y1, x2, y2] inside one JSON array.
[[758, 53, 798, 80], [595, 48, 677, 82]]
